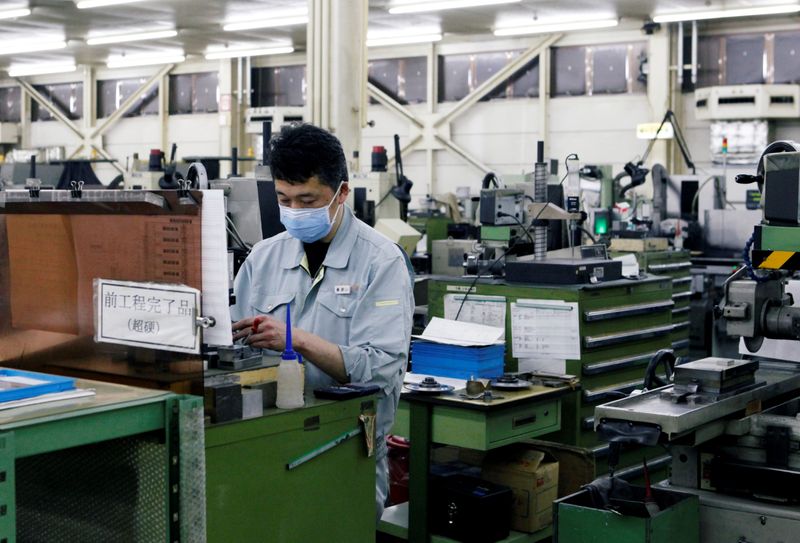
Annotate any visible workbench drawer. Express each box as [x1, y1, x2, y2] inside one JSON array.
[[430, 399, 561, 451]]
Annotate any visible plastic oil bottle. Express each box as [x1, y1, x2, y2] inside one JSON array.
[[276, 304, 304, 409]]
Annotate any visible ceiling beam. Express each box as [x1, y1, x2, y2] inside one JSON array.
[[90, 63, 175, 140], [434, 33, 562, 128], [15, 77, 84, 141], [367, 82, 424, 128]]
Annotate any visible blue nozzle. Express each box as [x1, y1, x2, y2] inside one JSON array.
[[282, 303, 301, 362]]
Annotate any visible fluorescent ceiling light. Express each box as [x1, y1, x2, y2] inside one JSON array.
[[76, 0, 147, 8], [653, 4, 800, 23], [8, 62, 77, 77], [86, 29, 177, 45], [0, 8, 32, 19], [494, 18, 618, 36], [223, 8, 308, 31], [367, 33, 442, 47], [107, 52, 185, 68], [0, 40, 67, 56], [389, 0, 520, 14], [205, 46, 295, 60]]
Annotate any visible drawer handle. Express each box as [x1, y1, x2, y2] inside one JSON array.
[[513, 414, 538, 428], [583, 300, 674, 322]]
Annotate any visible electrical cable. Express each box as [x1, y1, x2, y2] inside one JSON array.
[[455, 153, 577, 321], [578, 226, 597, 244], [454, 240, 520, 321], [497, 211, 535, 245], [743, 231, 771, 283]]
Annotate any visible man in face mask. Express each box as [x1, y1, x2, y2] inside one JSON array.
[[230, 123, 414, 523]]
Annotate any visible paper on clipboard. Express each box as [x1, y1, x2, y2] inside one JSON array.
[[201, 190, 233, 346], [517, 356, 567, 375], [412, 317, 504, 347], [443, 294, 506, 333], [511, 299, 580, 359]]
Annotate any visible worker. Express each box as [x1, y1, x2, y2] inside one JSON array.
[[230, 123, 414, 522]]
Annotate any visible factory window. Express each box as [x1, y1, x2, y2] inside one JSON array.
[[0, 86, 21, 123], [695, 36, 724, 88], [31, 82, 83, 122], [251, 65, 306, 107], [97, 78, 158, 118], [551, 46, 586, 96], [726, 34, 765, 85], [552, 42, 646, 97], [368, 57, 427, 104], [437, 50, 540, 102], [774, 30, 800, 84], [693, 30, 800, 89], [168, 72, 219, 115]]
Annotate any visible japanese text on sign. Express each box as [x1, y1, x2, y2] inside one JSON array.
[[94, 279, 201, 354]]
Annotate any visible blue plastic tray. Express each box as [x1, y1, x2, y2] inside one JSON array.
[[0, 368, 76, 403], [410, 364, 504, 380]]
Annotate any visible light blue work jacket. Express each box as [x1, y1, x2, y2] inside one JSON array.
[[231, 205, 414, 456]]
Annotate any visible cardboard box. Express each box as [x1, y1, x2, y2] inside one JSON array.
[[481, 445, 559, 533], [526, 439, 596, 498], [610, 237, 669, 252]]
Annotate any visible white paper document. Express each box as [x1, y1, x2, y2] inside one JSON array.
[[443, 294, 507, 332], [413, 317, 504, 347], [201, 190, 234, 346], [511, 299, 581, 359], [613, 253, 640, 278], [517, 356, 567, 375]]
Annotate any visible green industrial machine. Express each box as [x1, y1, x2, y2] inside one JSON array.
[[408, 212, 453, 255], [0, 380, 204, 543], [205, 396, 376, 543], [610, 248, 692, 357], [425, 275, 674, 477]]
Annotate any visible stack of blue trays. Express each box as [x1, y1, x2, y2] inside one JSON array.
[[411, 341, 505, 379]]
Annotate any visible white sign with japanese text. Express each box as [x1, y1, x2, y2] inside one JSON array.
[[94, 279, 201, 354]]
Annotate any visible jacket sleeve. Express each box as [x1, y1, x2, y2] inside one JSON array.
[[339, 251, 414, 394], [230, 257, 253, 322]]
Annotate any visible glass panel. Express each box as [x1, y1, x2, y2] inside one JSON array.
[[0, 86, 21, 123], [193, 72, 219, 113], [697, 36, 723, 88], [774, 31, 800, 84], [97, 78, 158, 118], [31, 82, 83, 121], [726, 35, 765, 85], [169, 74, 194, 115], [552, 46, 586, 96], [592, 44, 628, 94], [251, 65, 306, 107]]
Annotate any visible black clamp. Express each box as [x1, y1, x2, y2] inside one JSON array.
[[27, 179, 41, 198], [70, 180, 84, 199]]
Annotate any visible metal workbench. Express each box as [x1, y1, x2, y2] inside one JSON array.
[[380, 384, 572, 543], [0, 378, 204, 542], [205, 395, 377, 543]]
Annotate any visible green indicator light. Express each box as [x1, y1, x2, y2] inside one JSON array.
[[595, 215, 609, 235]]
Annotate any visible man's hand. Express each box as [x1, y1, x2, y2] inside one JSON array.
[[231, 315, 347, 383], [232, 316, 292, 351]]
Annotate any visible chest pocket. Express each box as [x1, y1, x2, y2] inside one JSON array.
[[252, 292, 295, 318], [317, 291, 358, 318], [315, 291, 358, 343]]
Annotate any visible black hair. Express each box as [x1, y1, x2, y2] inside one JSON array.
[[269, 123, 348, 190]]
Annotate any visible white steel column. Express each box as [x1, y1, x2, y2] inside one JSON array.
[[647, 27, 671, 183], [307, 0, 368, 168]]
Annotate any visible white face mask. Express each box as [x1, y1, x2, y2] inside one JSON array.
[[278, 182, 343, 243]]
